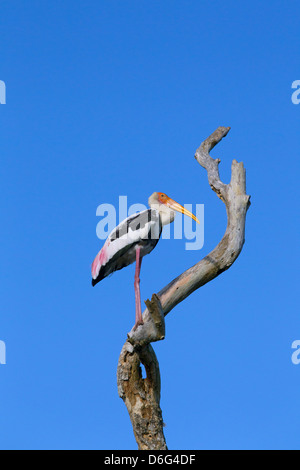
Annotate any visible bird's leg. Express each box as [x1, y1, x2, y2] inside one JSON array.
[[133, 247, 143, 330]]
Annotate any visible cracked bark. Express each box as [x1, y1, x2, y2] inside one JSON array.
[[117, 127, 251, 450]]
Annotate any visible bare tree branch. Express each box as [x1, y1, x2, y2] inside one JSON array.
[[117, 127, 251, 450]]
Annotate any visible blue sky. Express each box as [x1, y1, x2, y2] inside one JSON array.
[[0, 0, 299, 450]]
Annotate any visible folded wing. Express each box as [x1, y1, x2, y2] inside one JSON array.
[[91, 208, 161, 286]]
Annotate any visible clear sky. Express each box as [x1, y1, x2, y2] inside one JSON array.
[[0, 0, 299, 450]]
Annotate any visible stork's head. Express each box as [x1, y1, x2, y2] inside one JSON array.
[[148, 192, 200, 226]]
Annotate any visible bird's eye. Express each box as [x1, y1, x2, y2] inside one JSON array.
[[158, 192, 167, 203]]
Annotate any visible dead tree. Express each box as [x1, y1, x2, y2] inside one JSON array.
[[117, 127, 251, 450]]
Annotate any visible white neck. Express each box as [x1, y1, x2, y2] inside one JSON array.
[[150, 203, 176, 226]]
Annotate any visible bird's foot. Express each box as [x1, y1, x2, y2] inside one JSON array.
[[133, 319, 144, 331]]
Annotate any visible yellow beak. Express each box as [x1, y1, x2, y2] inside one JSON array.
[[166, 197, 200, 224]]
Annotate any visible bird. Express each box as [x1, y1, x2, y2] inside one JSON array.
[[91, 192, 200, 330]]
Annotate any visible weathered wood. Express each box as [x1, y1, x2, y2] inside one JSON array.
[[117, 295, 167, 450], [117, 127, 251, 450]]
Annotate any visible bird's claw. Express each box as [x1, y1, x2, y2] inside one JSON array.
[[133, 319, 144, 331]]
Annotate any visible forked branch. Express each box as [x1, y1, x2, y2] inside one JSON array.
[[117, 127, 251, 450]]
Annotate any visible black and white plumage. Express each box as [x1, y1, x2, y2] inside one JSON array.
[[91, 192, 199, 329], [91, 208, 162, 286]]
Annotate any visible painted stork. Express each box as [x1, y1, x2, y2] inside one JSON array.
[[91, 192, 199, 330]]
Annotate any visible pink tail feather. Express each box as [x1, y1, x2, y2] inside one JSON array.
[[91, 243, 109, 281]]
